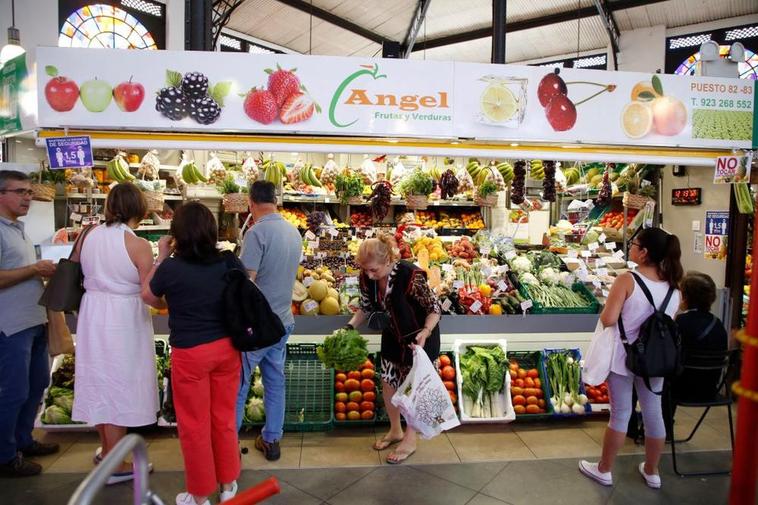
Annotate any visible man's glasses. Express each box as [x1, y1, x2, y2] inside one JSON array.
[[0, 189, 34, 197]]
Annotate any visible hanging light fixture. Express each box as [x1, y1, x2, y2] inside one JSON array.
[[0, 0, 25, 67]]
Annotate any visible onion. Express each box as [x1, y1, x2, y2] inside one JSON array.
[[577, 394, 589, 406], [572, 403, 586, 414]]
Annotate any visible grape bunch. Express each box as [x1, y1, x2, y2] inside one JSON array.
[[542, 160, 556, 202], [306, 211, 325, 233], [369, 181, 393, 223], [596, 169, 612, 207], [511, 160, 527, 205], [439, 169, 459, 200]]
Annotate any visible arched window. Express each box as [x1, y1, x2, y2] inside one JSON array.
[[673, 45, 758, 80], [58, 3, 157, 50]]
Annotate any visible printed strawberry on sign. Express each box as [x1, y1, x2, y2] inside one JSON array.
[[243, 63, 321, 126]]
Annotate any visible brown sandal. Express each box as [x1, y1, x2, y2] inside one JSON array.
[[373, 436, 403, 451]]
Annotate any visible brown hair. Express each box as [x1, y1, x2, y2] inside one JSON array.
[[105, 183, 147, 225], [636, 227, 683, 287], [0, 170, 30, 191], [170, 201, 220, 263], [680, 271, 717, 311], [357, 233, 400, 266]]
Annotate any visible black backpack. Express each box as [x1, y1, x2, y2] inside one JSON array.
[[221, 252, 286, 352], [618, 272, 683, 395]]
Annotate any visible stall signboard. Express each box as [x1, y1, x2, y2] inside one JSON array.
[[0, 53, 28, 136], [45, 135, 93, 169], [713, 153, 753, 183], [704, 210, 729, 260], [35, 48, 758, 150]]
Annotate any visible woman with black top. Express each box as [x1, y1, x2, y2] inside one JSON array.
[[141, 202, 243, 505], [663, 271, 728, 439], [346, 233, 441, 464]]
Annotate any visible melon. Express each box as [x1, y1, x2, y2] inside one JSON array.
[[327, 288, 339, 301], [292, 281, 308, 302], [320, 297, 340, 316], [300, 299, 319, 316], [308, 280, 329, 302]]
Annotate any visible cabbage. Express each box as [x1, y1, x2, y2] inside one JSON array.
[[42, 405, 72, 424], [52, 389, 74, 413], [539, 267, 560, 286], [519, 272, 539, 286], [245, 397, 265, 423], [559, 271, 575, 288], [251, 377, 264, 398], [511, 256, 532, 274]]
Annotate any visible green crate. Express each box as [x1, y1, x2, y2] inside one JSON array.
[[282, 344, 333, 432], [518, 282, 599, 315], [506, 350, 552, 419]]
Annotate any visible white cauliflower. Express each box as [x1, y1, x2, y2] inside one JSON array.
[[539, 267, 560, 285], [512, 256, 533, 274]]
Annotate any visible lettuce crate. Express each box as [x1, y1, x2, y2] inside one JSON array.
[[454, 340, 515, 423]]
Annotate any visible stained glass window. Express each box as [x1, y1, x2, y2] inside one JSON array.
[[58, 3, 157, 50], [674, 45, 758, 80]]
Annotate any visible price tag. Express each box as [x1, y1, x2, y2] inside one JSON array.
[[627, 261, 638, 269], [606, 242, 617, 250], [304, 230, 316, 241], [302, 300, 319, 314], [597, 267, 609, 276], [365, 229, 374, 238], [596, 256, 607, 265], [568, 250, 578, 258], [329, 228, 339, 237], [303, 276, 315, 287], [442, 264, 454, 273], [324, 197, 331, 203], [481, 266, 493, 277], [339, 252, 349, 259], [577, 270, 589, 282], [317, 252, 327, 259], [598, 233, 607, 244], [308, 240, 319, 250], [433, 200, 440, 206], [613, 250, 625, 260], [470, 300, 483, 313], [345, 276, 358, 286], [602, 289, 610, 297], [70, 212, 82, 223], [593, 280, 602, 289], [520, 300, 533, 311], [480, 246, 491, 257], [581, 250, 591, 258], [499, 264, 510, 273], [505, 251, 517, 261], [497, 280, 509, 292], [641, 179, 652, 187], [453, 280, 464, 289], [441, 298, 452, 312], [588, 242, 599, 251]]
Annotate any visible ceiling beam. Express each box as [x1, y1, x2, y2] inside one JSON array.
[[402, 0, 432, 57], [592, 0, 621, 69], [412, 0, 668, 53], [272, 0, 391, 45]]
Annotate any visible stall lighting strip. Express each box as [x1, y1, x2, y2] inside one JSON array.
[[35, 129, 738, 166]]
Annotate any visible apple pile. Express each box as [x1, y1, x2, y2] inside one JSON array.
[[244, 64, 321, 125], [44, 65, 145, 113], [350, 211, 372, 228], [334, 359, 376, 421], [156, 70, 231, 125]]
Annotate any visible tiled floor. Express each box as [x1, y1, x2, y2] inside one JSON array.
[[4, 406, 741, 504]]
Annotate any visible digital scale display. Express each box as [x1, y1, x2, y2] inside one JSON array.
[[671, 188, 702, 206]]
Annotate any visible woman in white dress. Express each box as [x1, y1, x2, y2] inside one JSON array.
[[72, 183, 159, 485]]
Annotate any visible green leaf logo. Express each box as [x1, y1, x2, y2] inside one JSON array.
[[45, 65, 58, 77], [651, 75, 664, 97]]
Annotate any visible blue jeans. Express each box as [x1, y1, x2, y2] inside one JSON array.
[[0, 325, 49, 462], [235, 324, 293, 442]]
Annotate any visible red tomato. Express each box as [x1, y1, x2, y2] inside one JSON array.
[[443, 380, 456, 391], [441, 366, 456, 381], [360, 379, 375, 392], [512, 395, 526, 406], [439, 355, 452, 367], [527, 369, 539, 379]]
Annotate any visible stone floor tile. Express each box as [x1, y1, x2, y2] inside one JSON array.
[[300, 429, 381, 468], [378, 430, 460, 465], [269, 467, 376, 501], [447, 428, 535, 463], [515, 427, 602, 459], [411, 461, 507, 491]]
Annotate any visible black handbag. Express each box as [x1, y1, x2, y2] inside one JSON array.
[[38, 225, 96, 312]]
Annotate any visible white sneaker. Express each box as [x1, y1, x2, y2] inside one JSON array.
[[220, 481, 239, 502], [638, 462, 661, 489], [176, 492, 211, 505], [579, 460, 613, 486]]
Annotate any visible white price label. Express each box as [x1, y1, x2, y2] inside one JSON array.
[[627, 261, 638, 269], [602, 289, 610, 297], [482, 266, 493, 277], [70, 212, 83, 222], [568, 250, 578, 258], [598, 233, 607, 244], [470, 300, 483, 313], [442, 264, 454, 273], [641, 179, 652, 187], [606, 242, 617, 250], [577, 270, 589, 282], [324, 197, 331, 203], [453, 280, 464, 289], [365, 229, 374, 237], [345, 276, 359, 286], [303, 276, 314, 287], [499, 264, 510, 273], [613, 250, 625, 259], [308, 240, 319, 250], [497, 280, 509, 292], [304, 230, 316, 241], [317, 252, 327, 259], [593, 280, 602, 289], [581, 250, 592, 258], [329, 228, 339, 237], [480, 246, 491, 256], [433, 200, 440, 206], [520, 300, 533, 311], [303, 300, 319, 313], [597, 256, 607, 265], [441, 298, 452, 312], [588, 242, 599, 251], [505, 251, 517, 260], [597, 267, 609, 276]]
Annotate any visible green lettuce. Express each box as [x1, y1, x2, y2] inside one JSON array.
[[317, 329, 369, 371]]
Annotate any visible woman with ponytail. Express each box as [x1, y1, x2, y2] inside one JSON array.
[[346, 233, 441, 464], [580, 228, 682, 489]]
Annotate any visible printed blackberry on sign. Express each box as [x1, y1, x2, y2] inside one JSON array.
[[156, 69, 230, 125], [181, 71, 209, 99], [155, 86, 187, 121], [190, 96, 221, 125]]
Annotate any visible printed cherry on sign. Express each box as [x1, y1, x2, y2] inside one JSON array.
[[243, 64, 321, 126], [537, 68, 616, 132]]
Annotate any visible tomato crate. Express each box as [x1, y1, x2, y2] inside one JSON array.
[[438, 351, 459, 416], [518, 282, 600, 315], [541, 348, 592, 417], [282, 344, 334, 432], [333, 353, 379, 426], [506, 350, 553, 419]]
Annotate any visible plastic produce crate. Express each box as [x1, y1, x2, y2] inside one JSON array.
[[454, 339, 515, 424], [518, 282, 600, 315], [506, 350, 553, 419], [541, 348, 592, 417], [283, 344, 333, 432]]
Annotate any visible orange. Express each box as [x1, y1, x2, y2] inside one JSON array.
[[360, 401, 375, 412], [347, 371, 362, 380], [363, 391, 376, 402], [335, 392, 348, 403], [335, 382, 345, 393], [344, 379, 360, 392]]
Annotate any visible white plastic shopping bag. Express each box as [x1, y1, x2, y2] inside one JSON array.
[[391, 347, 461, 439], [582, 319, 615, 386]]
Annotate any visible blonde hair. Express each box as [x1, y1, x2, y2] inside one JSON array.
[[357, 233, 400, 266]]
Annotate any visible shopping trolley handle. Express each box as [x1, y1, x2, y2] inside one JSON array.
[[223, 478, 281, 505]]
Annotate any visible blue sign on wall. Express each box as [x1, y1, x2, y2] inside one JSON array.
[[45, 136, 93, 169]]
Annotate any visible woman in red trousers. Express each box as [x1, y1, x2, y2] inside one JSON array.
[[142, 202, 242, 505]]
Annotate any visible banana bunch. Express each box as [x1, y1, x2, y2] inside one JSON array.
[[262, 159, 285, 186], [106, 154, 135, 183], [181, 161, 207, 184], [563, 165, 581, 186], [495, 161, 514, 184], [530, 159, 545, 180], [466, 159, 488, 186], [299, 163, 323, 188], [428, 164, 442, 182]]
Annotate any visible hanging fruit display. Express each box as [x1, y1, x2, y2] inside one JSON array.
[[369, 180, 393, 223], [511, 160, 526, 205], [439, 169, 459, 200], [543, 160, 556, 202], [596, 168, 612, 207]]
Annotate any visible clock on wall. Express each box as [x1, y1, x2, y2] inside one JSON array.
[[671, 188, 702, 206]]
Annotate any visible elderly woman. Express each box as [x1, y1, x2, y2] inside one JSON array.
[[346, 233, 441, 464]]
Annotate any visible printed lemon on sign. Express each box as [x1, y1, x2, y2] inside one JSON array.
[[621, 101, 653, 139], [480, 83, 517, 123]]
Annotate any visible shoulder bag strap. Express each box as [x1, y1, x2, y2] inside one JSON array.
[[69, 224, 97, 262], [631, 272, 656, 309], [694, 315, 718, 341]]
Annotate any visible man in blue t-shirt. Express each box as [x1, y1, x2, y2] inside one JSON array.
[[235, 181, 302, 461]]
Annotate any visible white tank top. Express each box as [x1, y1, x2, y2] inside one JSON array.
[[610, 272, 681, 376]]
